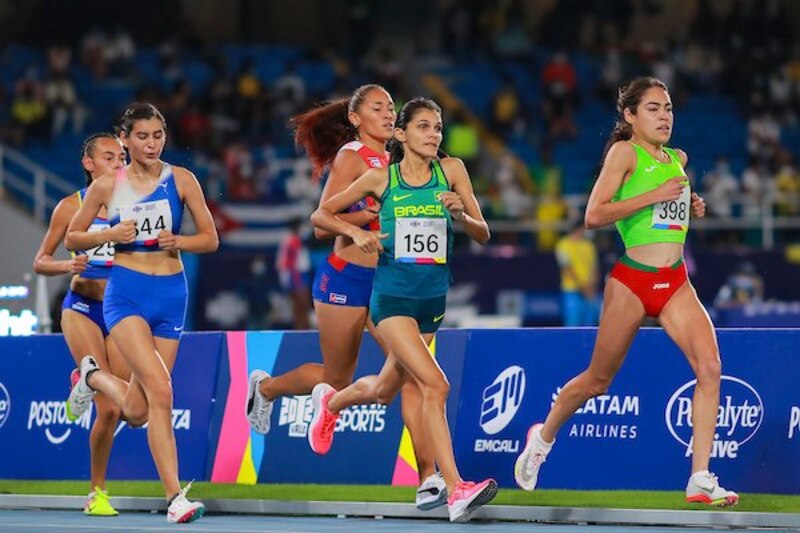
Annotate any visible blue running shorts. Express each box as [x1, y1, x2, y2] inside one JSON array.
[[103, 265, 188, 339], [312, 253, 375, 308], [62, 289, 108, 337]]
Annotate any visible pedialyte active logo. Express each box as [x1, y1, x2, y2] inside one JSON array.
[[474, 366, 525, 453], [0, 382, 10, 429], [278, 395, 386, 438], [27, 400, 92, 444], [666, 375, 763, 459]]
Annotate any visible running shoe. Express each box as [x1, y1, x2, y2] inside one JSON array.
[[84, 486, 118, 517], [246, 370, 273, 434], [166, 481, 205, 523], [514, 423, 553, 491], [686, 471, 739, 507], [416, 472, 448, 511], [66, 355, 98, 422], [308, 383, 338, 455], [447, 478, 498, 522]]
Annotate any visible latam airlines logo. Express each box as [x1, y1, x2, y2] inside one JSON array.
[[665, 375, 764, 459], [0, 382, 10, 429], [474, 366, 525, 454]]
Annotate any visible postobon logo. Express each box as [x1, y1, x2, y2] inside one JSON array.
[[480, 366, 525, 435], [27, 400, 92, 444], [0, 383, 10, 429], [665, 375, 763, 459]]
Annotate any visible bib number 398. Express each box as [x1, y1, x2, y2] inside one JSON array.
[[119, 200, 172, 244], [652, 185, 690, 229], [395, 218, 447, 264]]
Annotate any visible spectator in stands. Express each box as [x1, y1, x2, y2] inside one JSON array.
[[491, 80, 521, 135], [530, 144, 562, 196], [774, 149, 800, 215], [714, 261, 765, 308], [275, 218, 312, 330], [747, 110, 781, 165], [10, 79, 48, 144], [555, 219, 600, 326], [495, 150, 533, 219], [702, 155, 739, 217], [535, 191, 567, 251], [44, 72, 86, 138], [541, 50, 578, 140], [741, 156, 773, 218], [443, 108, 479, 170]]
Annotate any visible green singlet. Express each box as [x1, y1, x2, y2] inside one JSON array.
[[613, 142, 690, 249]]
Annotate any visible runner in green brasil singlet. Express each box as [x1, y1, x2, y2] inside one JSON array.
[[374, 160, 453, 299]]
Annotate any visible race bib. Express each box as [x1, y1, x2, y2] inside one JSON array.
[[652, 185, 690, 230], [395, 218, 447, 264], [119, 200, 172, 245], [84, 222, 114, 266]]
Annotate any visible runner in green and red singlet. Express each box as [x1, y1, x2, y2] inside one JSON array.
[[515, 77, 739, 507]]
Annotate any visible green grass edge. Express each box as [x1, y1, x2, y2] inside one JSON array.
[[0, 481, 798, 513]]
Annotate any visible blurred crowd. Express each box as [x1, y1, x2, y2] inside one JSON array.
[[1, 0, 799, 242]]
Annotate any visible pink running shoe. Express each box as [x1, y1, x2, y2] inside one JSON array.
[[447, 478, 498, 522], [70, 368, 80, 389], [308, 383, 339, 455]]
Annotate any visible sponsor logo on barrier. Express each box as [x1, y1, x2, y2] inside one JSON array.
[[554, 387, 640, 440], [788, 406, 800, 439], [27, 400, 92, 444], [278, 395, 386, 438], [113, 409, 192, 436], [666, 375, 763, 459], [0, 382, 9, 429], [474, 366, 525, 453]]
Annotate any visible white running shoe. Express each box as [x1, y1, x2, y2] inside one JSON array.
[[66, 355, 98, 422], [246, 370, 273, 435], [166, 481, 205, 523], [308, 383, 338, 455], [416, 472, 448, 511], [514, 423, 553, 491], [447, 478, 498, 523], [686, 471, 739, 507]]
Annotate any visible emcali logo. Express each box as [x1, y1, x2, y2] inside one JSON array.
[[480, 366, 525, 435]]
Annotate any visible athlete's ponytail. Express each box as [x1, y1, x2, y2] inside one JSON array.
[[601, 77, 669, 162], [291, 84, 387, 179], [389, 97, 443, 165]]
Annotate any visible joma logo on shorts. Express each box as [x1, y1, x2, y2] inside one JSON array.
[[652, 283, 670, 290]]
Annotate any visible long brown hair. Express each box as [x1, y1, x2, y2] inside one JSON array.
[[602, 77, 669, 161], [291, 84, 387, 179]]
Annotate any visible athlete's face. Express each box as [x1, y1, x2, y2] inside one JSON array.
[[626, 87, 673, 145], [82, 137, 126, 181], [397, 108, 443, 159], [121, 117, 166, 165], [351, 89, 396, 143]]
